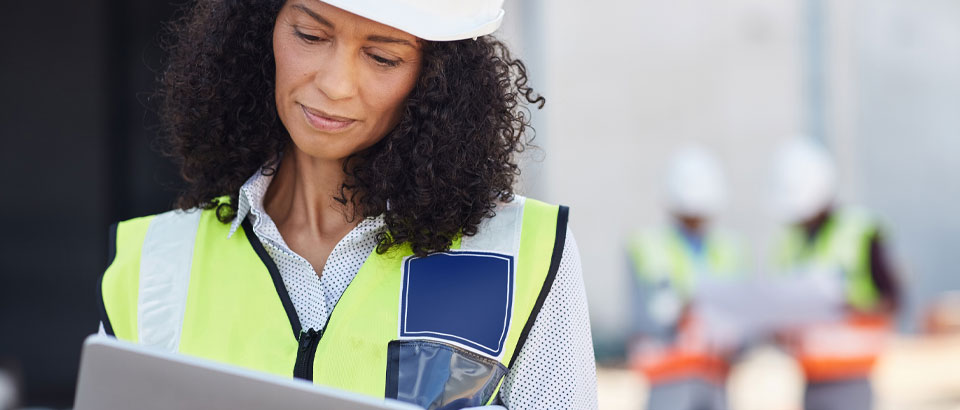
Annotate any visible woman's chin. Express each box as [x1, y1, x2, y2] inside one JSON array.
[[286, 137, 353, 163]]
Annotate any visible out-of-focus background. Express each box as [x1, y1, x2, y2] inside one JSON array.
[[499, 0, 960, 408], [1, 0, 958, 408]]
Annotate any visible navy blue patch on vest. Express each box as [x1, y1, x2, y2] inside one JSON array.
[[399, 251, 514, 357]]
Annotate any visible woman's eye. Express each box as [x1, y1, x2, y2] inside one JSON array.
[[294, 29, 325, 44], [368, 53, 401, 67]]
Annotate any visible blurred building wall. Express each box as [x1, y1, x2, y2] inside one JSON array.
[[1, 0, 179, 405], [0, 1, 109, 404], [514, 0, 960, 348], [831, 0, 960, 330], [517, 0, 805, 348]]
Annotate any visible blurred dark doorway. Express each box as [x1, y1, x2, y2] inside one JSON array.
[[0, 0, 180, 406]]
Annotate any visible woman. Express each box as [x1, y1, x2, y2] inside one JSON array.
[[99, 0, 597, 408]]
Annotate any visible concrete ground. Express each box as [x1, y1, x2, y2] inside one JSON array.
[[598, 335, 960, 410]]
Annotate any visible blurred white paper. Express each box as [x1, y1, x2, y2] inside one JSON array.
[[691, 272, 847, 340]]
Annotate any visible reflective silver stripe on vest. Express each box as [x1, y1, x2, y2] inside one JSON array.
[[138, 209, 203, 352], [460, 195, 525, 255]]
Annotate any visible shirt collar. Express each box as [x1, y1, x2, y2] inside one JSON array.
[[227, 168, 274, 238], [226, 167, 386, 240]]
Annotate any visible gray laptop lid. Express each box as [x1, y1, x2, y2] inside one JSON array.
[[74, 335, 420, 410]]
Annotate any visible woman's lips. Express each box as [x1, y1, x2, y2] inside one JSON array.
[[300, 104, 356, 132]]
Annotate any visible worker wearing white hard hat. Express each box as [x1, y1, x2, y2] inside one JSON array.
[[628, 144, 745, 410], [97, 1, 598, 409], [770, 136, 900, 410]]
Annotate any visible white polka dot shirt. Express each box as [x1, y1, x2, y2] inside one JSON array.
[[224, 170, 598, 409]]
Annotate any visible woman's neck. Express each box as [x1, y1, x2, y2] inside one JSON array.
[[264, 147, 359, 249]]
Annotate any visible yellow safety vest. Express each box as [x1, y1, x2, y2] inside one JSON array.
[[99, 196, 567, 409], [628, 227, 743, 297], [775, 208, 881, 311]]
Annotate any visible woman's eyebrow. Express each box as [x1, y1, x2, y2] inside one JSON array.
[[292, 4, 334, 28], [367, 35, 416, 49]]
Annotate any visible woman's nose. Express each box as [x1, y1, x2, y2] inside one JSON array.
[[314, 45, 359, 101]]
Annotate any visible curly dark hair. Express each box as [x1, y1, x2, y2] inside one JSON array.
[[158, 0, 544, 256]]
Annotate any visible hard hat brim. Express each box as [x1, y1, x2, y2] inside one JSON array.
[[321, 0, 505, 42]]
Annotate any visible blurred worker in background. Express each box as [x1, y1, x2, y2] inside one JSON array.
[[628, 144, 745, 410], [771, 137, 900, 410]]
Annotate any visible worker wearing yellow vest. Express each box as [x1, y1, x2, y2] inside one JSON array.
[[628, 145, 744, 410], [771, 137, 900, 410], [97, 0, 599, 408], [102, 197, 568, 408]]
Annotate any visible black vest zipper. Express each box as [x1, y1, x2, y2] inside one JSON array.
[[293, 327, 323, 381]]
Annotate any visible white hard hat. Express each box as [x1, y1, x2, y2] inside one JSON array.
[[664, 144, 726, 218], [771, 136, 837, 223], [323, 0, 505, 41]]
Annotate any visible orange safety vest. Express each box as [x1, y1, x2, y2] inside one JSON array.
[[788, 314, 891, 382], [631, 314, 732, 385]]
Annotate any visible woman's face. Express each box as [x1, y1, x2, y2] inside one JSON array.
[[273, 1, 422, 162]]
